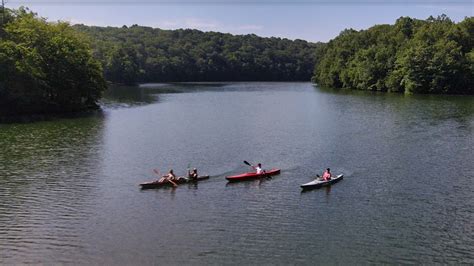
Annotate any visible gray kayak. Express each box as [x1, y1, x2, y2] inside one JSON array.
[[300, 174, 344, 190]]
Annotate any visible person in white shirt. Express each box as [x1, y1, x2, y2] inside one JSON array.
[[254, 163, 264, 174]]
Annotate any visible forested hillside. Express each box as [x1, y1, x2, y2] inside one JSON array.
[[313, 15, 473, 94], [74, 25, 322, 84], [0, 8, 106, 116], [1, 8, 472, 119]]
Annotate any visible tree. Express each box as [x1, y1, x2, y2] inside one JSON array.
[[74, 24, 319, 83], [312, 15, 473, 95], [105, 45, 141, 85], [0, 8, 106, 115]]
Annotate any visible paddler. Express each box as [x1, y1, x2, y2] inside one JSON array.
[[160, 169, 177, 183], [322, 168, 332, 181], [254, 163, 264, 174], [188, 168, 198, 180]]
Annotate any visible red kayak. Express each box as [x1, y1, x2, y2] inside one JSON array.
[[225, 169, 281, 182]]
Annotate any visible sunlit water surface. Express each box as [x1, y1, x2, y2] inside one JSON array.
[[0, 83, 473, 264]]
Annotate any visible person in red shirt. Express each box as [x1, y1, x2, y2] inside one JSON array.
[[322, 168, 332, 181]]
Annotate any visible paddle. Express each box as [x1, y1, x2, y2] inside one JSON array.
[[243, 160, 271, 179], [153, 168, 178, 187], [153, 168, 160, 178], [186, 163, 192, 179]]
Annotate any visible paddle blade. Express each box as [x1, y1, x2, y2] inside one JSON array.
[[153, 169, 160, 176], [243, 160, 251, 166]]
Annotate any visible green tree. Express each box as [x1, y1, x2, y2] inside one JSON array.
[[313, 15, 473, 95], [105, 45, 141, 85], [0, 8, 106, 115], [74, 24, 319, 83], [391, 16, 471, 94]]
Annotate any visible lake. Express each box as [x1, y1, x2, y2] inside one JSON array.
[[0, 82, 473, 264]]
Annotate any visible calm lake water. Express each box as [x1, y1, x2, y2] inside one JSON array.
[[0, 82, 473, 264]]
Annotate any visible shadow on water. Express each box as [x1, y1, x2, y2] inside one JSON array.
[[0, 109, 104, 124], [147, 82, 228, 90], [102, 84, 158, 108], [224, 175, 276, 188], [314, 85, 474, 135], [1, 82, 209, 124], [315, 85, 474, 118], [300, 182, 334, 194], [105, 81, 299, 109], [225, 179, 267, 188], [102, 82, 229, 109]]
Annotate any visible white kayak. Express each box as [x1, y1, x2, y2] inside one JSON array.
[[300, 174, 344, 190]]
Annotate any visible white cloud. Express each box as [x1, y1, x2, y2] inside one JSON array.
[[184, 18, 219, 29], [156, 18, 219, 30], [235, 24, 264, 31], [422, 5, 474, 17], [55, 17, 113, 27], [154, 18, 263, 34]]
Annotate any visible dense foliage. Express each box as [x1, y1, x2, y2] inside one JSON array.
[[313, 15, 473, 94], [1, 9, 471, 119], [74, 25, 321, 84], [0, 8, 106, 116]]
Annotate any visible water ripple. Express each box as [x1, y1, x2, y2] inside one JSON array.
[[1, 83, 473, 264]]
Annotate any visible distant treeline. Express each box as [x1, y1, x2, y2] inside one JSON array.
[[0, 8, 106, 116], [313, 15, 473, 94], [1, 9, 473, 118], [74, 25, 322, 84]]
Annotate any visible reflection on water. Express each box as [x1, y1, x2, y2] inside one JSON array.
[[102, 84, 157, 108], [0, 82, 473, 264], [0, 117, 105, 263], [102, 82, 230, 109]]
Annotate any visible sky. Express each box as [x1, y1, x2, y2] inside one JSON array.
[[7, 0, 474, 42]]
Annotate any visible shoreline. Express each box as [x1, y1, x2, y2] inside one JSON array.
[[0, 109, 104, 124]]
